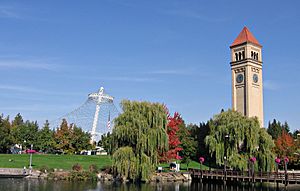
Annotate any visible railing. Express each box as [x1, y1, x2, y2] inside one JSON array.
[[189, 169, 300, 184]]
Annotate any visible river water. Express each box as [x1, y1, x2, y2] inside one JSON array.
[[0, 179, 299, 191]]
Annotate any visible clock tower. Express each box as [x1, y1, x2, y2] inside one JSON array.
[[230, 27, 264, 127]]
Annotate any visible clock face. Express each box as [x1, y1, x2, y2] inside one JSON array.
[[253, 74, 258, 83], [236, 74, 244, 83]]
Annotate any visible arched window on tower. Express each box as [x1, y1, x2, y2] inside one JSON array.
[[239, 52, 242, 61], [235, 53, 238, 61], [256, 53, 259, 60], [251, 51, 254, 59], [242, 51, 245, 60]]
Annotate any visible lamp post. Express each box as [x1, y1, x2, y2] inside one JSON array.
[[199, 157, 205, 182], [224, 134, 229, 181], [199, 157, 205, 171], [275, 157, 280, 176], [23, 140, 26, 152], [249, 157, 256, 182], [29, 144, 33, 174], [275, 157, 281, 188], [284, 157, 289, 186]]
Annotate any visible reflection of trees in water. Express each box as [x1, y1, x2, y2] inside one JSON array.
[[0, 179, 98, 191], [190, 182, 297, 191], [1, 179, 299, 191]]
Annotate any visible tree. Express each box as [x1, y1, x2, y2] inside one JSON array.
[[292, 131, 300, 169], [205, 110, 275, 171], [178, 121, 197, 165], [292, 130, 300, 139], [35, 120, 56, 153], [275, 130, 295, 157], [54, 119, 74, 153], [98, 132, 112, 154], [0, 114, 13, 153], [267, 119, 290, 140], [11, 113, 23, 128], [71, 125, 91, 153], [11, 118, 39, 148], [160, 112, 183, 162], [54, 119, 91, 154], [189, 122, 210, 161], [110, 100, 168, 181]]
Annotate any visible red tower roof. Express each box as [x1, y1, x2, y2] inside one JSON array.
[[230, 27, 261, 48]]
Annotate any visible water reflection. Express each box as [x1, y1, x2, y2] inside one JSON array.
[[0, 179, 299, 191]]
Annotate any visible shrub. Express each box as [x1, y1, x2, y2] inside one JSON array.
[[38, 165, 54, 173], [100, 165, 113, 174], [89, 164, 98, 173], [72, 163, 83, 171], [39, 165, 49, 173], [68, 171, 97, 181]]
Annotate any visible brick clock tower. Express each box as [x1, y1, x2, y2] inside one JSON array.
[[230, 27, 264, 127]]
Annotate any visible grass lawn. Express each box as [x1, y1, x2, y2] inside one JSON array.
[[159, 160, 211, 172], [0, 154, 112, 170], [0, 154, 213, 172]]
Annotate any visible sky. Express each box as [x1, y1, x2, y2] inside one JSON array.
[[0, 0, 299, 131]]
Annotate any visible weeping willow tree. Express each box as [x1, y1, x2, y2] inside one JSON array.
[[205, 110, 275, 171], [110, 100, 168, 181]]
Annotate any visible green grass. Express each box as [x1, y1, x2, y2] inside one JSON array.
[[0, 154, 214, 172], [159, 160, 211, 172], [0, 154, 112, 170]]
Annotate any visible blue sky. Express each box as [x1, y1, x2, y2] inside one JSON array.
[[0, 0, 299, 131]]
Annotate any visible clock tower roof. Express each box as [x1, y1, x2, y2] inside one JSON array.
[[230, 27, 262, 48]]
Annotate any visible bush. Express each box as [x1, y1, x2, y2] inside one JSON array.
[[89, 164, 98, 173], [38, 165, 54, 173], [68, 171, 97, 181], [72, 163, 83, 171], [100, 165, 113, 174]]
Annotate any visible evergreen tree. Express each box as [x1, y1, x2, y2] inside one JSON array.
[[0, 114, 13, 153], [98, 132, 112, 154], [178, 121, 197, 165], [54, 119, 74, 153], [36, 120, 55, 153], [71, 125, 92, 153], [189, 122, 210, 160], [267, 119, 291, 139], [11, 113, 23, 128], [11, 119, 39, 148]]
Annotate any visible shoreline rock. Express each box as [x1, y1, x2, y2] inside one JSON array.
[[150, 172, 191, 183], [1, 167, 191, 183]]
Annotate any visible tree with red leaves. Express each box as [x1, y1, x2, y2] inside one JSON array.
[[160, 111, 183, 162], [275, 130, 295, 158]]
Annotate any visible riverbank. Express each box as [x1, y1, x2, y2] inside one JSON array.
[[0, 167, 191, 183]]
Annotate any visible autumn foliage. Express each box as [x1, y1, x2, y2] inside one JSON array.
[[160, 111, 183, 162], [275, 130, 295, 157]]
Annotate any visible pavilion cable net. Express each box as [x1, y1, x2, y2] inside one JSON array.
[[50, 87, 120, 142]]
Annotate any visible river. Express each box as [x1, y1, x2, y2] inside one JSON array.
[[0, 179, 299, 191]]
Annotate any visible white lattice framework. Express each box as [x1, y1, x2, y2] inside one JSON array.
[[51, 87, 120, 142]]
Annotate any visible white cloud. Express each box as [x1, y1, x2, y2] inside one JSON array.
[[0, 5, 20, 19], [150, 69, 192, 75], [264, 80, 280, 91], [0, 84, 82, 96], [98, 76, 159, 82], [0, 59, 62, 71], [162, 9, 229, 22], [1, 104, 78, 112]]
